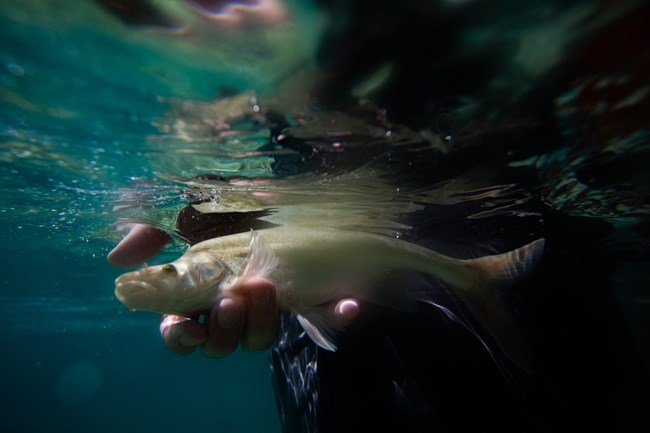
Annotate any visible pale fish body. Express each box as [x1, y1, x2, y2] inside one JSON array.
[[115, 227, 545, 370]]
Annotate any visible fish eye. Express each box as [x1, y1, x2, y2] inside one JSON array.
[[162, 264, 177, 274]]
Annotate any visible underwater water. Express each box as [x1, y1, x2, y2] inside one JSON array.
[[0, 2, 289, 432], [1, 1, 649, 432]]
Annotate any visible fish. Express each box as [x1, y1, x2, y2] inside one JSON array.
[[115, 227, 545, 370]]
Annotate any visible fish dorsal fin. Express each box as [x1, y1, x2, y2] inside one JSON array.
[[296, 312, 340, 352], [235, 230, 279, 284]]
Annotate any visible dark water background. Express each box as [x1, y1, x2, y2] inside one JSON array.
[[1, 1, 649, 432]]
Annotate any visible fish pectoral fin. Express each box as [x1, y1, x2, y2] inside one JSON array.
[[237, 230, 279, 281], [296, 312, 341, 352]]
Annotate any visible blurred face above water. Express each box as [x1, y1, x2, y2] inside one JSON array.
[[97, 0, 312, 74], [4, 0, 318, 89]]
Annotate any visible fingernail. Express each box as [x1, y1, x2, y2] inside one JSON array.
[[335, 299, 360, 323], [335, 300, 359, 316], [178, 335, 202, 347], [217, 298, 240, 328]]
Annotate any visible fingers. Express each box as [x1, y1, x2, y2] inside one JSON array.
[[159, 279, 280, 358], [107, 224, 171, 268], [201, 296, 245, 358], [203, 278, 279, 356], [160, 315, 207, 356], [241, 278, 279, 351], [161, 294, 361, 359], [156, 273, 358, 360]]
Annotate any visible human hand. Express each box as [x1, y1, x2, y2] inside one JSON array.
[[107, 223, 172, 269], [160, 284, 360, 357], [160, 277, 280, 357], [108, 223, 360, 356]]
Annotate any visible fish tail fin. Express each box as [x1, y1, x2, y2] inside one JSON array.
[[465, 238, 546, 288], [459, 238, 546, 373]]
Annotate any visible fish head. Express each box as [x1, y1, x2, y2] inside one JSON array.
[[114, 252, 228, 315]]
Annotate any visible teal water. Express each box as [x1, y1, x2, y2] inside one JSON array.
[[0, 2, 288, 432], [1, 1, 649, 432]]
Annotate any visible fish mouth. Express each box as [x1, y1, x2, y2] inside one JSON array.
[[115, 278, 158, 307]]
